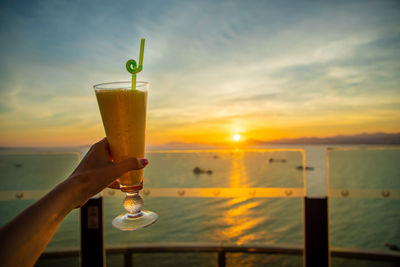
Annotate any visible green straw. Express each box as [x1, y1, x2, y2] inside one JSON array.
[[126, 38, 145, 90]]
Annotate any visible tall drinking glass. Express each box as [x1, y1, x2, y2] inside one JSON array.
[[94, 81, 158, 231]]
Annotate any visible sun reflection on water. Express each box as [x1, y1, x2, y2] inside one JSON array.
[[213, 150, 267, 245], [229, 149, 248, 188], [224, 202, 259, 219]]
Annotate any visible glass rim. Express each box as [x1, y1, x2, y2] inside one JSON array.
[[93, 81, 148, 90]]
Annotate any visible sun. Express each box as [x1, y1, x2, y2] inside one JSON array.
[[233, 133, 241, 141]]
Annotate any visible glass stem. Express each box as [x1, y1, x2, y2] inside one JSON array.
[[123, 191, 144, 218]]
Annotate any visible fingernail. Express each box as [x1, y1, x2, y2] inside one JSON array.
[[140, 158, 149, 167]]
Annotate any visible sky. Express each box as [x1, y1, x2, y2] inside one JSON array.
[[0, 0, 399, 147]]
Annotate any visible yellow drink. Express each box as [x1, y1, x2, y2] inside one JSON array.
[[95, 87, 147, 191]]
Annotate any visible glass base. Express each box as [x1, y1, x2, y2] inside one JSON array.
[[112, 210, 158, 231]]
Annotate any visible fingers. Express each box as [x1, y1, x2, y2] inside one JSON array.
[[88, 158, 149, 186], [113, 158, 149, 177], [108, 180, 120, 189]]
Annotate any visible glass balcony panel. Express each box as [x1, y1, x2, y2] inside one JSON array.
[[328, 147, 400, 254], [144, 149, 304, 188], [0, 149, 306, 266], [104, 149, 305, 264], [0, 151, 81, 252]]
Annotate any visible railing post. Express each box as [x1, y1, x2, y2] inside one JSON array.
[[218, 251, 226, 267], [80, 195, 105, 267], [124, 252, 133, 267], [304, 197, 330, 267]]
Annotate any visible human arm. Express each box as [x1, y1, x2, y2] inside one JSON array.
[[0, 138, 148, 267]]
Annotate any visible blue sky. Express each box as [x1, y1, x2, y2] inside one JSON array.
[[0, 0, 399, 146]]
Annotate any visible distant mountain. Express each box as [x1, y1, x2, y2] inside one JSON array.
[[252, 132, 400, 145]]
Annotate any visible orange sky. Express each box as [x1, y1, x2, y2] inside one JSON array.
[[0, 1, 399, 147]]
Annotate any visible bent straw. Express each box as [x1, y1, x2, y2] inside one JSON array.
[[126, 38, 145, 90]]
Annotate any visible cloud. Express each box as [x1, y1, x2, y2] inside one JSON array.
[[0, 0, 399, 145]]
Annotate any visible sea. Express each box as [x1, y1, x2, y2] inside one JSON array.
[[0, 145, 399, 267]]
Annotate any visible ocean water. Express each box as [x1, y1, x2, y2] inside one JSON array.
[[0, 146, 399, 267]]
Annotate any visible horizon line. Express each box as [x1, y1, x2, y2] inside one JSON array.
[[1, 132, 399, 149]]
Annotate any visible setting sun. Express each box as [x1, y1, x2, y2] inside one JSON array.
[[233, 134, 241, 141]]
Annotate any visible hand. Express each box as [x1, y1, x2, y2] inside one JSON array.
[[67, 138, 148, 208], [0, 137, 149, 267]]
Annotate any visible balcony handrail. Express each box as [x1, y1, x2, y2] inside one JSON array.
[[3, 187, 400, 201], [0, 187, 304, 200], [38, 243, 400, 262]]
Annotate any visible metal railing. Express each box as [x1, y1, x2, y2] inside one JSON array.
[[38, 243, 400, 267]]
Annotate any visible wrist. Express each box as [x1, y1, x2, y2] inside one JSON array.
[[53, 177, 86, 212], [63, 172, 103, 208]]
